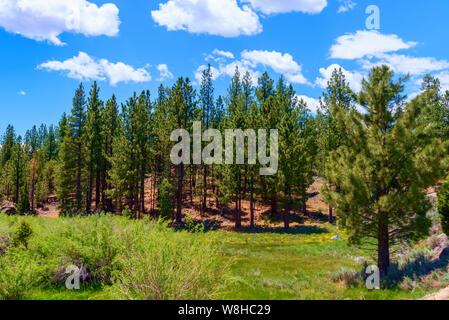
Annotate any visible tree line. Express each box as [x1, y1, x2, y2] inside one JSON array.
[[1, 65, 449, 277]]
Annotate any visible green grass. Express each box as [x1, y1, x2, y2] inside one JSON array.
[[216, 230, 431, 300], [0, 215, 443, 300]]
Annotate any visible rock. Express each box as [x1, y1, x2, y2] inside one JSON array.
[[0, 203, 18, 215], [331, 235, 341, 240], [354, 257, 364, 263]]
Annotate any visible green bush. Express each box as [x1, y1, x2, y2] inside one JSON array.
[[11, 220, 33, 249], [0, 250, 45, 300], [110, 227, 227, 300], [437, 181, 449, 236], [157, 178, 174, 220], [0, 215, 228, 299]]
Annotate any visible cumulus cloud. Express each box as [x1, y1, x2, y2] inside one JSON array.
[[337, 0, 356, 13], [243, 0, 327, 14], [360, 54, 449, 76], [435, 71, 449, 92], [195, 49, 308, 85], [330, 30, 417, 60], [241, 50, 308, 84], [0, 0, 120, 45], [315, 64, 364, 92], [157, 64, 174, 81], [151, 0, 262, 37], [37, 52, 151, 86], [194, 61, 260, 86]]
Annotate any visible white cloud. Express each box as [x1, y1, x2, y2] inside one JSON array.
[[17, 90, 26, 96], [151, 0, 262, 37], [360, 54, 449, 76], [194, 61, 260, 86], [337, 0, 356, 13], [0, 0, 120, 45], [212, 49, 235, 60], [436, 71, 449, 92], [315, 64, 364, 92], [243, 0, 327, 14], [296, 95, 320, 113], [37, 52, 151, 86], [196, 49, 309, 86], [157, 64, 174, 81], [241, 50, 308, 84], [194, 64, 222, 84], [205, 49, 235, 63], [330, 30, 418, 60]]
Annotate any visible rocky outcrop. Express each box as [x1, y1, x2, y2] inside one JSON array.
[[0, 203, 18, 215]]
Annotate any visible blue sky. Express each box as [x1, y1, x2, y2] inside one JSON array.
[[1, 0, 448, 135]]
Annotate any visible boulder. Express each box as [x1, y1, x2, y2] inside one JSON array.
[[0, 203, 18, 215], [331, 235, 341, 240]]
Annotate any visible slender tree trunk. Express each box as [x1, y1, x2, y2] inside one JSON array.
[[378, 214, 390, 278], [270, 196, 278, 215], [328, 205, 333, 223], [202, 166, 207, 211], [176, 163, 184, 223], [95, 170, 100, 211], [76, 142, 82, 212], [284, 202, 290, 230], [14, 165, 19, 204], [250, 176, 255, 230], [31, 177, 35, 214], [140, 164, 145, 215], [234, 195, 241, 229], [87, 163, 93, 214]]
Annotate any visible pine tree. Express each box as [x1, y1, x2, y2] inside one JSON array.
[[168, 77, 196, 223], [322, 66, 449, 277], [86, 82, 104, 213], [102, 95, 120, 212], [199, 65, 215, 212], [318, 68, 355, 222], [56, 84, 87, 215]]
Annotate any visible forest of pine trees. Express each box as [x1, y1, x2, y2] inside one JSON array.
[[1, 65, 449, 275]]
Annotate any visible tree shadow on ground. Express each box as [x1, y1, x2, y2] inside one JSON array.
[[233, 224, 329, 235], [387, 250, 449, 284]]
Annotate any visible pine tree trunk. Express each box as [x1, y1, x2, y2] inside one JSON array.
[[328, 205, 333, 223], [95, 170, 100, 211], [87, 165, 93, 214], [176, 163, 184, 223], [140, 164, 145, 214], [378, 215, 390, 278], [31, 177, 35, 214], [250, 176, 255, 230], [202, 166, 207, 211], [284, 203, 290, 230], [270, 197, 278, 215], [235, 195, 241, 229]]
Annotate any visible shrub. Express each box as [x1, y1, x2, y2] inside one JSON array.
[[437, 181, 449, 236], [0, 250, 44, 300], [157, 178, 174, 220], [11, 220, 33, 249], [110, 228, 227, 300]]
